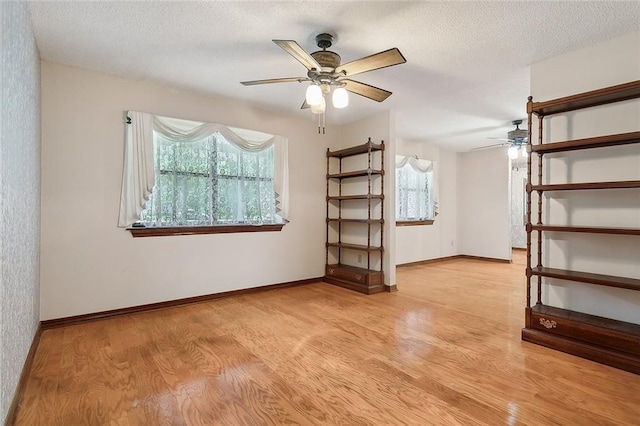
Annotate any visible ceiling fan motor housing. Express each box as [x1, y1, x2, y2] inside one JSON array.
[[311, 50, 341, 69], [508, 120, 528, 144]]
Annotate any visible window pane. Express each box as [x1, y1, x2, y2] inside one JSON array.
[[214, 177, 238, 223], [141, 131, 278, 227]]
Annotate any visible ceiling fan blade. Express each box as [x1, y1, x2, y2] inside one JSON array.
[[342, 79, 392, 102], [335, 48, 406, 77], [471, 142, 510, 151], [272, 40, 322, 71], [487, 137, 513, 141], [240, 77, 309, 86]]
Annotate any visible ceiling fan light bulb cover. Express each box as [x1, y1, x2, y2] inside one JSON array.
[[310, 97, 326, 114], [507, 146, 518, 159], [306, 84, 323, 106], [332, 87, 349, 108], [521, 146, 528, 157]]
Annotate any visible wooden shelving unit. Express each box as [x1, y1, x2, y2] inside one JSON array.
[[522, 80, 640, 374], [324, 138, 385, 294]]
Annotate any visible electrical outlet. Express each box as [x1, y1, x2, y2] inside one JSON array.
[[357, 254, 363, 263]]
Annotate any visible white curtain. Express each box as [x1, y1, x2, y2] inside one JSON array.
[[118, 111, 289, 227], [395, 156, 439, 217]]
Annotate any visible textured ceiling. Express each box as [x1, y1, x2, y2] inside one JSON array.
[[28, 1, 640, 151]]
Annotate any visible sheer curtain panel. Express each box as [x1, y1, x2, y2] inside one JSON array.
[[395, 156, 439, 221], [118, 112, 289, 227]]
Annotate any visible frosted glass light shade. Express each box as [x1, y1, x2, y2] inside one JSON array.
[[310, 97, 326, 114], [507, 146, 518, 159], [306, 84, 323, 106], [521, 146, 528, 157], [332, 87, 349, 108]]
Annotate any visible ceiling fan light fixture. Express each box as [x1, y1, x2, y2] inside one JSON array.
[[306, 84, 323, 106], [310, 97, 326, 114], [521, 146, 528, 157], [332, 86, 349, 108], [507, 146, 518, 159]]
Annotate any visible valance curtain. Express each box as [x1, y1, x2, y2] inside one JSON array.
[[395, 156, 439, 217], [118, 111, 289, 227]]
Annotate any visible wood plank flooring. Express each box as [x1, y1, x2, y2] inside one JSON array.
[[13, 251, 640, 425]]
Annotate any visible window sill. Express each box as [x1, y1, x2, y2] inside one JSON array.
[[396, 220, 435, 227], [127, 223, 284, 238]]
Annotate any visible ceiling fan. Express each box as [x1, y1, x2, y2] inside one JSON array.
[[240, 33, 406, 132], [474, 120, 529, 158]]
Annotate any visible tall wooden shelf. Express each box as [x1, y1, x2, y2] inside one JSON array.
[[324, 138, 385, 294], [522, 80, 640, 374]]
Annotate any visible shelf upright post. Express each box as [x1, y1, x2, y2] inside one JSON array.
[[525, 97, 534, 311], [536, 115, 544, 305], [326, 149, 330, 267], [366, 138, 372, 270], [380, 141, 385, 276], [338, 156, 343, 265]]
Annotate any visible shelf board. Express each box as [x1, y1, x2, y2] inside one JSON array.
[[528, 80, 640, 116], [327, 141, 384, 158], [327, 169, 384, 179], [327, 194, 384, 201], [531, 267, 640, 291], [530, 224, 640, 236], [530, 131, 640, 154], [327, 218, 384, 224], [326, 242, 383, 252], [529, 180, 640, 192]]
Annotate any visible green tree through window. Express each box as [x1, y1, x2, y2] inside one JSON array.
[[141, 133, 277, 226]]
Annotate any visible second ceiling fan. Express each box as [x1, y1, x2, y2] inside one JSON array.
[[241, 33, 407, 121], [477, 120, 529, 158]]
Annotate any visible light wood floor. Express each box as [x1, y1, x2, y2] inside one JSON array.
[[14, 251, 640, 425]]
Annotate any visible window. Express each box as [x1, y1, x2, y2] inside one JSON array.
[[396, 155, 437, 225], [140, 132, 278, 226], [118, 112, 289, 235]]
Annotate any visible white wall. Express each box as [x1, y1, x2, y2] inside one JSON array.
[[0, 2, 41, 421], [40, 62, 328, 320], [530, 31, 640, 324], [457, 147, 511, 261], [395, 139, 458, 264]]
